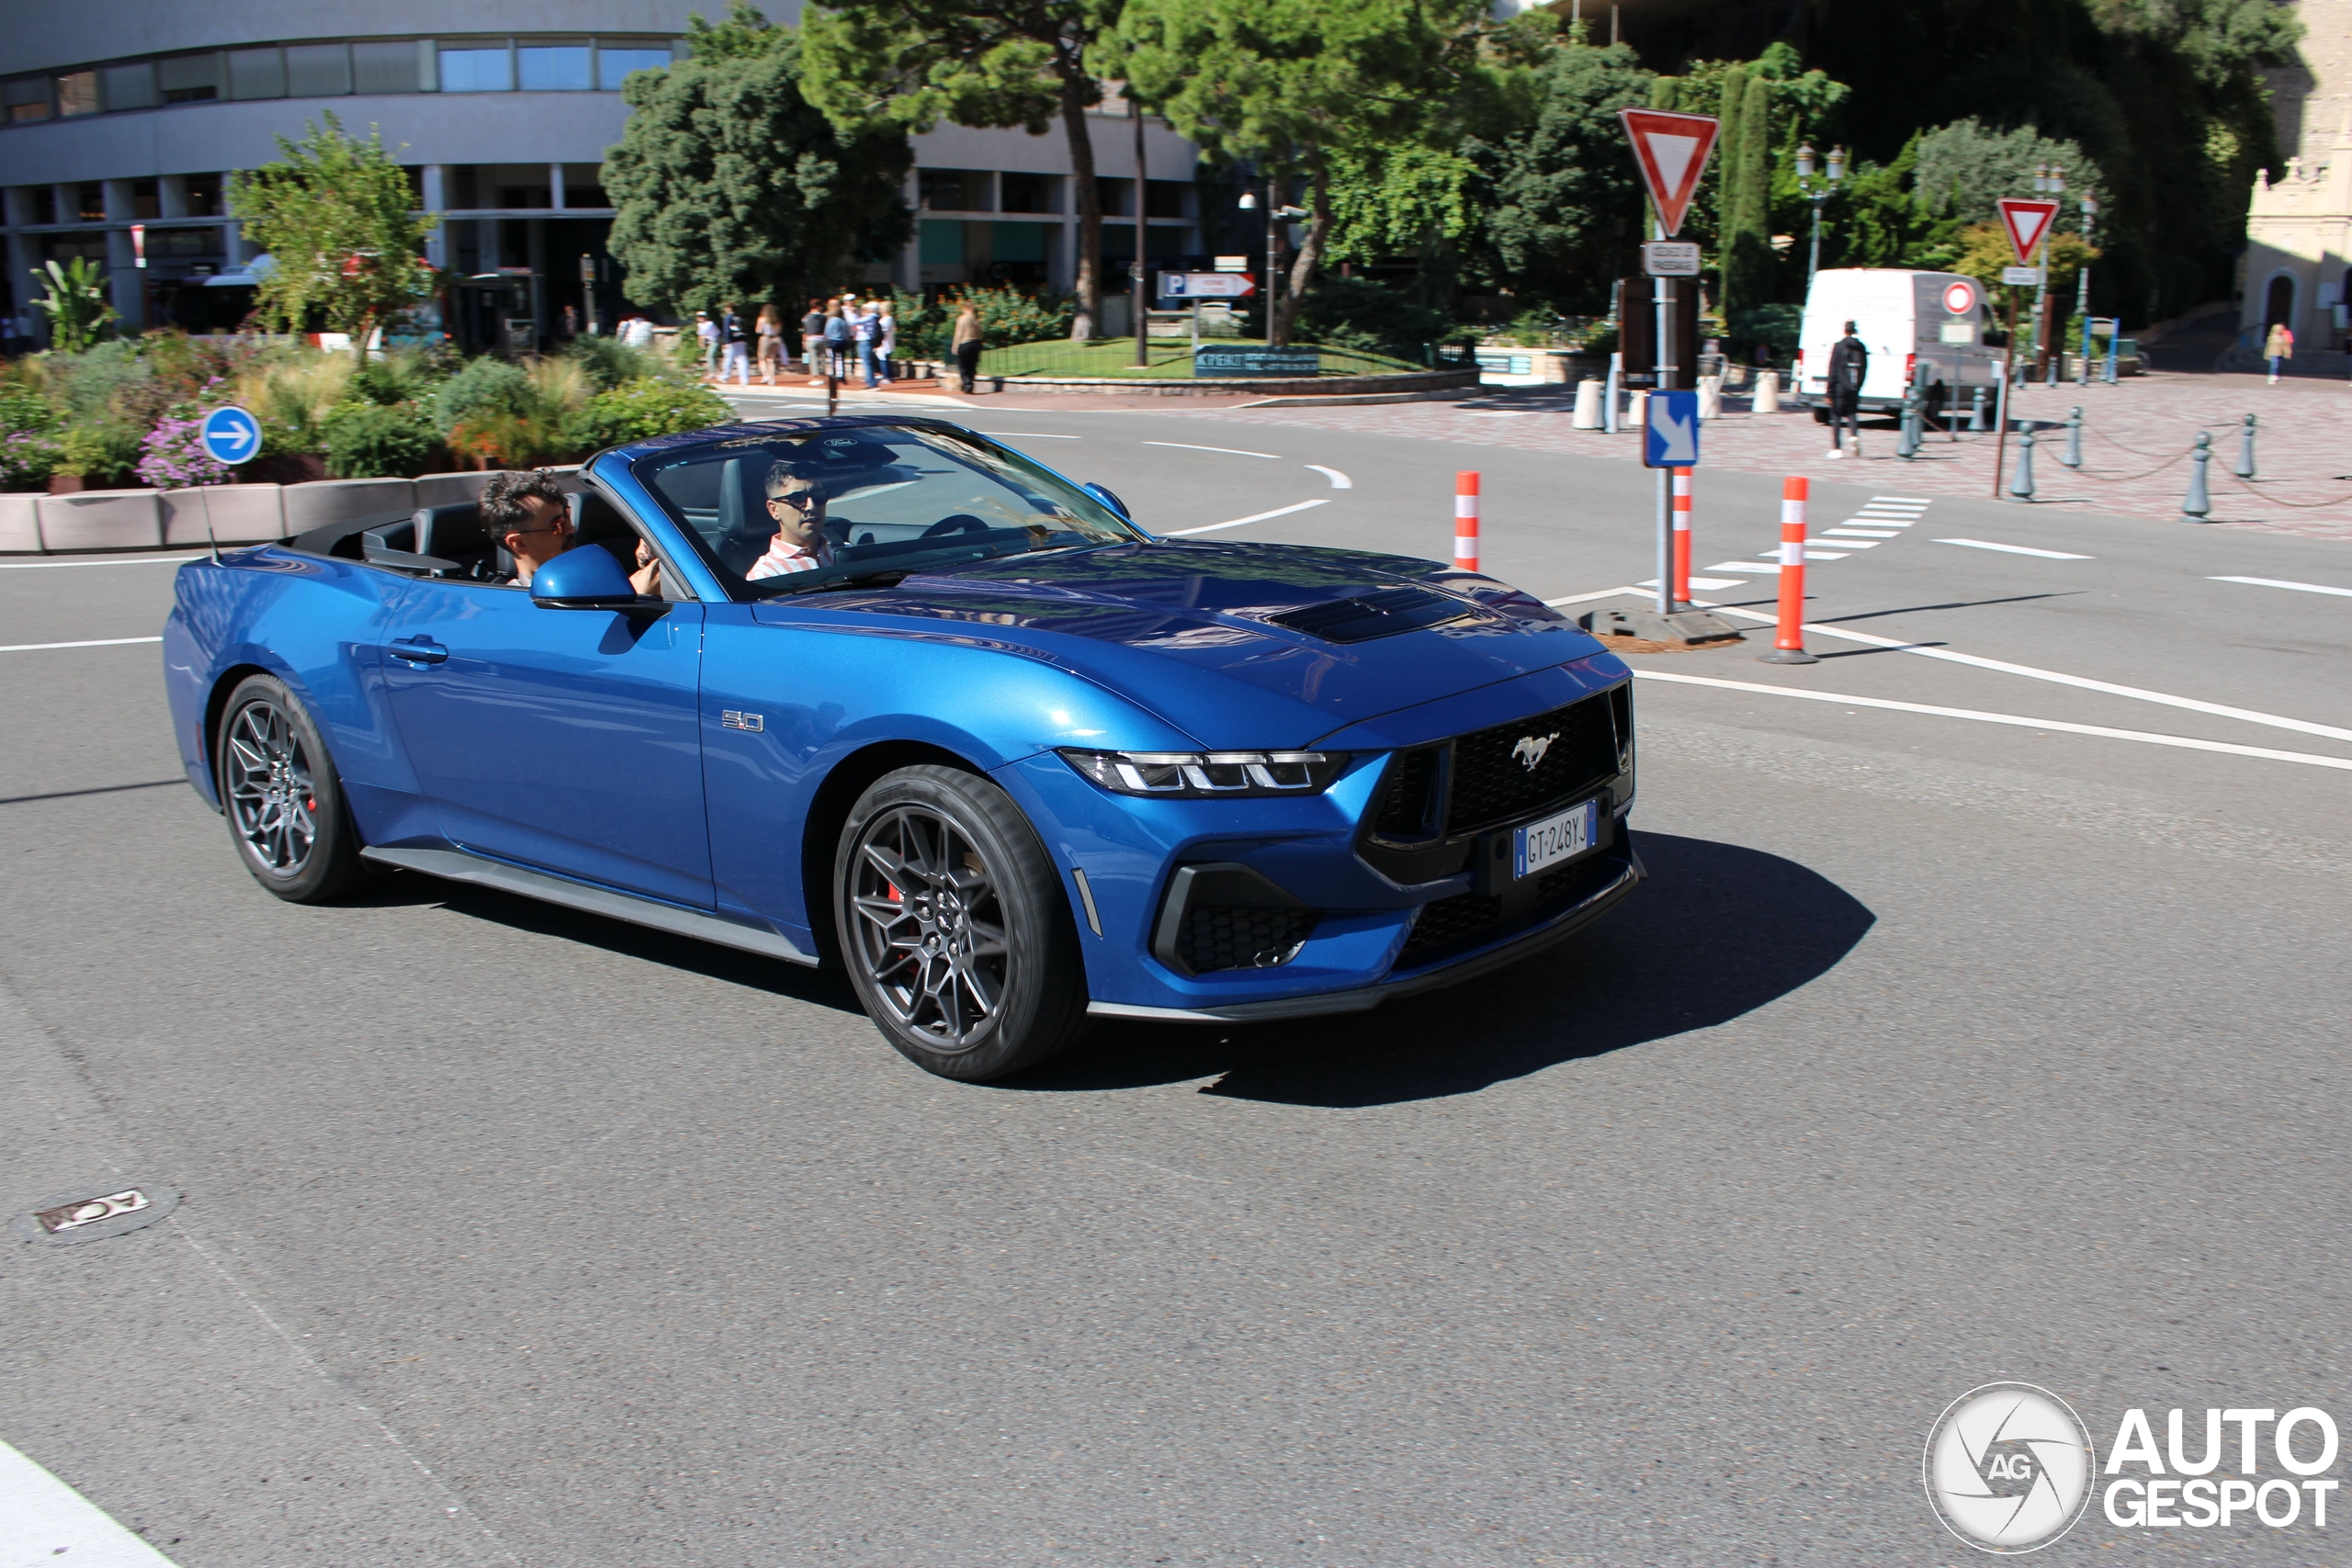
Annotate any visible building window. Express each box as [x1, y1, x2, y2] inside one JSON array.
[[921, 169, 994, 212], [519, 44, 592, 90], [229, 48, 286, 100], [285, 44, 353, 97], [44, 232, 108, 263], [919, 220, 965, 265], [6, 78, 50, 123], [1145, 180, 1188, 220], [565, 181, 608, 208], [131, 178, 161, 220], [30, 186, 58, 225], [103, 62, 159, 111], [55, 72, 99, 118], [497, 182, 552, 209], [1094, 177, 1133, 218], [596, 42, 673, 88], [1001, 173, 1060, 214], [353, 40, 431, 96], [438, 44, 513, 94], [184, 174, 224, 217], [157, 54, 221, 103], [156, 226, 223, 257], [76, 183, 106, 221]]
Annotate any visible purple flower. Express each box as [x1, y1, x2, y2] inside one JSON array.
[[136, 415, 234, 490]]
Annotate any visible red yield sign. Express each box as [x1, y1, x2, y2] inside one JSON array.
[[1996, 198, 2062, 265], [1619, 109, 1722, 237]]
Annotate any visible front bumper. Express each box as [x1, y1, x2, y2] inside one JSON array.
[[1088, 838, 1644, 1022]]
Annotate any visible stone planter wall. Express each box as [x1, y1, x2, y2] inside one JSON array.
[[162, 485, 287, 547], [0, 492, 40, 552], [37, 489, 163, 552], [996, 367, 1479, 399]]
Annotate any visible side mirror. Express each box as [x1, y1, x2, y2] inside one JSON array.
[[1082, 481, 1130, 522], [530, 545, 662, 615]]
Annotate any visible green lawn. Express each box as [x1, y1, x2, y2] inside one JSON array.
[[978, 337, 1428, 380]]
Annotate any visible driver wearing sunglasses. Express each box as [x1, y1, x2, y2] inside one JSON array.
[[746, 459, 836, 580]]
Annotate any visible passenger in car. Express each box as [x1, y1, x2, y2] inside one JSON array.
[[745, 459, 836, 580], [481, 469, 662, 593]]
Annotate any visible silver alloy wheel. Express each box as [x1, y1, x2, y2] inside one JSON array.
[[224, 698, 318, 875], [847, 805, 1012, 1051]]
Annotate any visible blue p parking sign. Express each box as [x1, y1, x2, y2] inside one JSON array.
[[199, 406, 262, 468], [1643, 389, 1700, 468]]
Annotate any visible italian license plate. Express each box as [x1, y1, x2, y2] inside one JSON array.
[[1513, 798, 1600, 880]]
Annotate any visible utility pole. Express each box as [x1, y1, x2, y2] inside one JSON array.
[[1132, 96, 1148, 369], [2075, 191, 2098, 387]]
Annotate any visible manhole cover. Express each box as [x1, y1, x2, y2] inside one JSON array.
[[12, 1179, 181, 1246]]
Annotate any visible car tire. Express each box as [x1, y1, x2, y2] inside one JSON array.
[[215, 673, 369, 903], [835, 764, 1091, 1081]]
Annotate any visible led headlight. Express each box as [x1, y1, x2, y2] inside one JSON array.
[[1058, 749, 1347, 798]]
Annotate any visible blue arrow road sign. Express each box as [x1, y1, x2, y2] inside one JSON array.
[[1643, 389, 1699, 468], [199, 405, 262, 467]]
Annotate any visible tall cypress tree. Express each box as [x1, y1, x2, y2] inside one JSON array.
[[1722, 72, 1775, 313]]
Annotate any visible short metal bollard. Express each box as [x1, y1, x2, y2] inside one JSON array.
[[1896, 386, 1920, 459], [2183, 432, 2213, 521], [2062, 406, 2084, 469], [1970, 386, 1988, 433], [2233, 412, 2256, 480], [2007, 425, 2037, 500]]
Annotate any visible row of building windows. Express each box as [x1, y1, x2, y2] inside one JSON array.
[[2, 37, 678, 125], [917, 167, 1193, 219]]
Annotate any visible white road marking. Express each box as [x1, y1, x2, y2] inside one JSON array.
[[1713, 560, 1782, 572], [1935, 538, 2093, 559], [1166, 499, 1331, 536], [2211, 575, 2352, 598], [1743, 550, 1849, 561], [1305, 465, 1352, 489], [1812, 538, 1878, 547], [1826, 527, 1903, 536], [1686, 601, 2352, 745], [974, 431, 1081, 439], [1636, 577, 1750, 591], [1872, 495, 1935, 503], [0, 1438, 181, 1566], [1545, 587, 1645, 606], [0, 637, 164, 654], [0, 556, 207, 570], [1143, 441, 1282, 458], [1631, 670, 2352, 773]]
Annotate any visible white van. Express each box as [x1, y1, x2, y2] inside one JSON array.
[[1795, 268, 2002, 422]]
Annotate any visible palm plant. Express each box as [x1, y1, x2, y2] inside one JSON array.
[[30, 258, 119, 354]]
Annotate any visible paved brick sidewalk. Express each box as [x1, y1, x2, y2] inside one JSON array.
[[1193, 370, 2352, 540]]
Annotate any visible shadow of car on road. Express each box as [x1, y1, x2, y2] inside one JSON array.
[[1019, 831, 1875, 1107]]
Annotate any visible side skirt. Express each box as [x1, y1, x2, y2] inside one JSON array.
[[360, 846, 820, 967]]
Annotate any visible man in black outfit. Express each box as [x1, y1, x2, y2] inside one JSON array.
[[1826, 321, 1867, 458]]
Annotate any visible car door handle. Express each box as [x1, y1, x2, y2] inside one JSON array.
[[386, 637, 447, 665]]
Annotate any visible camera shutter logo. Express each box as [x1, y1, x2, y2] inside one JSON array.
[[1924, 1382, 2097, 1553]]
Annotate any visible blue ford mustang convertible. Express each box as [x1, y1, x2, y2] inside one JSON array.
[[164, 416, 1640, 1079]]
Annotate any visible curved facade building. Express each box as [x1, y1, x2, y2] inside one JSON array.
[[0, 2, 1202, 351]]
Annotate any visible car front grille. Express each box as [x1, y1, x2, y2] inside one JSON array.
[[1177, 903, 1316, 974], [1396, 849, 1623, 967], [1445, 693, 1620, 834]]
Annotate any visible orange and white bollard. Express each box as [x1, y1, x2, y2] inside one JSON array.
[[1669, 466, 1694, 608], [1453, 471, 1480, 571], [1758, 475, 1818, 664]]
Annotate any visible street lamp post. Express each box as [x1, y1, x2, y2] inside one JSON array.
[[1238, 179, 1306, 347], [2075, 191, 2098, 387], [1794, 142, 1847, 293], [2030, 162, 2064, 383]]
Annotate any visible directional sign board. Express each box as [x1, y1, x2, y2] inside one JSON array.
[[1618, 109, 1722, 237], [1644, 389, 1700, 468], [198, 405, 262, 467], [1160, 272, 1256, 299], [1642, 242, 1702, 276], [2001, 265, 2041, 287], [1995, 197, 2061, 265]]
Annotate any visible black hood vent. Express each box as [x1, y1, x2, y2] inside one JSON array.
[[1263, 585, 1482, 644]]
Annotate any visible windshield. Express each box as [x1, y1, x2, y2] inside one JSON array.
[[635, 423, 1145, 600]]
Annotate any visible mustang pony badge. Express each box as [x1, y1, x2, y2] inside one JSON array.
[[1511, 732, 1557, 771]]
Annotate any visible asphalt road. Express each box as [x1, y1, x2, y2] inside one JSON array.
[[2, 396, 2347, 1566]]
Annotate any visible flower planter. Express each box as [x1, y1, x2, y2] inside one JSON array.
[[162, 485, 287, 547], [0, 492, 40, 552], [46, 475, 85, 495], [36, 489, 164, 552], [279, 477, 416, 536]]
